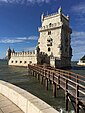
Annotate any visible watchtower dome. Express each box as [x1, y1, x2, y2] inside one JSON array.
[[38, 7, 72, 68], [6, 47, 11, 60]]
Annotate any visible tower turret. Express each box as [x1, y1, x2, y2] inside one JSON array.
[[58, 7, 62, 14], [12, 48, 15, 53], [41, 13, 44, 22], [6, 47, 11, 60]]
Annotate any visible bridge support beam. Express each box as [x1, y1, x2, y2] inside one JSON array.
[[32, 71, 34, 76], [76, 84, 79, 113], [45, 78, 48, 90], [33, 72, 36, 77], [58, 75, 60, 89], [53, 82, 56, 98], [49, 79, 52, 84], [65, 80, 68, 111], [37, 74, 40, 81], [40, 76, 44, 84]]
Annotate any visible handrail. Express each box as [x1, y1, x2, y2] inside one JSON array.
[[28, 64, 85, 110]]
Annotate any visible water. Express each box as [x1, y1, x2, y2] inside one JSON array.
[[0, 60, 85, 113], [70, 61, 85, 76]]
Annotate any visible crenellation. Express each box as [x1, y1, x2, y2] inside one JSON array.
[[11, 51, 37, 57], [44, 12, 60, 19]]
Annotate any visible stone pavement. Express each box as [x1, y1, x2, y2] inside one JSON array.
[[0, 94, 24, 113]]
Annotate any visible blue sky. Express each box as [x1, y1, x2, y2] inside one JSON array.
[[0, 0, 85, 61]]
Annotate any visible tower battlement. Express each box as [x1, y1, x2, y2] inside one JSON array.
[[11, 50, 37, 57]]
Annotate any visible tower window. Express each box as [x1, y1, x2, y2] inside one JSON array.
[[20, 61, 22, 63], [48, 31, 51, 35], [15, 61, 17, 63], [29, 61, 32, 64], [11, 61, 13, 63], [49, 23, 52, 27], [24, 61, 27, 64], [47, 40, 50, 42], [48, 47, 51, 52], [38, 42, 40, 44]]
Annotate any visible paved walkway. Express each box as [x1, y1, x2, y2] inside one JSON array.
[[0, 94, 24, 113]]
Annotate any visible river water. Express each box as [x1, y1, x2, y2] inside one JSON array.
[[0, 60, 85, 113]]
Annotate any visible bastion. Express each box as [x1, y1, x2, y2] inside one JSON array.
[[6, 7, 72, 68]]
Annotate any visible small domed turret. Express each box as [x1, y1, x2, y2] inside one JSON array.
[[12, 48, 15, 53], [41, 13, 44, 22], [58, 7, 62, 14]]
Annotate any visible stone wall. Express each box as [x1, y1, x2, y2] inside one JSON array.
[[8, 50, 37, 66], [9, 55, 37, 66], [0, 80, 59, 113]]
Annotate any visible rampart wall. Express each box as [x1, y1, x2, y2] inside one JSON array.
[[9, 51, 37, 66], [8, 50, 50, 66]]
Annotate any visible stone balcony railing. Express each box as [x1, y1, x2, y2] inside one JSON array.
[[38, 22, 63, 32]]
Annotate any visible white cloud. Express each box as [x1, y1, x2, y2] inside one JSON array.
[[27, 36, 38, 40], [16, 37, 27, 40], [16, 36, 38, 40], [23, 46, 36, 51], [71, 31, 85, 61], [72, 31, 85, 37], [0, 36, 38, 43], [71, 3, 85, 14], [71, 3, 85, 25], [0, 39, 23, 43], [72, 31, 85, 45], [0, 0, 7, 2], [0, 0, 51, 4]]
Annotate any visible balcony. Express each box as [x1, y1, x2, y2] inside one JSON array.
[[38, 22, 63, 32]]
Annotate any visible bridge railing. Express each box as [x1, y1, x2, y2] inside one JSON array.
[[28, 64, 85, 113]]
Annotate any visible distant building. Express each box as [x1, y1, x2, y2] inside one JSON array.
[[6, 7, 72, 68], [77, 55, 85, 66]]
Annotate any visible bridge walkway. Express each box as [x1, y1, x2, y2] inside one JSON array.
[[0, 94, 24, 113], [28, 64, 85, 113]]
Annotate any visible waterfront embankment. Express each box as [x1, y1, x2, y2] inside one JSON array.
[[0, 80, 59, 113]]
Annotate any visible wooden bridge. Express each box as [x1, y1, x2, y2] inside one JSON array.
[[28, 64, 85, 113]]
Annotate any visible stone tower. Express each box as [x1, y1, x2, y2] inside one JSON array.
[[38, 7, 72, 68]]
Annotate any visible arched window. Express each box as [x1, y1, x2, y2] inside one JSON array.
[[48, 31, 51, 35], [15, 61, 17, 63], [24, 61, 27, 64], [11, 61, 13, 63], [20, 61, 22, 63], [49, 23, 52, 27], [48, 47, 51, 52], [29, 61, 32, 64]]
